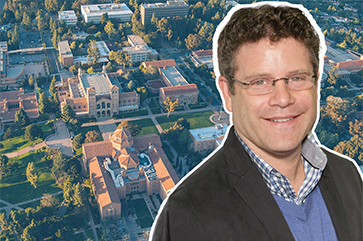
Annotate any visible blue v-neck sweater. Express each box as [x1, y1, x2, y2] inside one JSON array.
[[273, 186, 338, 241]]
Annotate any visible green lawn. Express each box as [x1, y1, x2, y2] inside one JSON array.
[[156, 110, 215, 130], [116, 119, 159, 136], [0, 151, 62, 204], [0, 122, 54, 155], [128, 198, 153, 229]]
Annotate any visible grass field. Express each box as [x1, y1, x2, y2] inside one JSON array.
[[0, 122, 54, 155], [116, 119, 159, 136], [0, 151, 61, 204], [128, 198, 153, 229], [156, 110, 214, 130]]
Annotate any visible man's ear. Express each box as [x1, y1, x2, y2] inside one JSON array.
[[218, 75, 233, 112]]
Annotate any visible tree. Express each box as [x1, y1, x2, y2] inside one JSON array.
[[14, 108, 30, 128], [0, 155, 9, 180], [45, 0, 58, 12], [185, 34, 201, 51], [0, 213, 10, 232], [163, 97, 179, 117], [87, 66, 94, 74], [72, 133, 85, 150], [117, 121, 141, 136], [126, 80, 136, 91], [87, 40, 100, 65], [104, 21, 117, 40], [21, 12, 32, 30], [26, 162, 39, 188], [100, 12, 109, 25], [24, 124, 43, 141], [49, 76, 57, 95], [51, 152, 68, 175], [61, 104, 75, 123], [38, 92, 51, 115], [84, 130, 101, 143], [136, 86, 148, 103], [3, 126, 14, 140], [40, 193, 59, 207], [109, 50, 130, 68], [28, 76, 34, 89], [327, 66, 339, 86], [73, 182, 85, 207]]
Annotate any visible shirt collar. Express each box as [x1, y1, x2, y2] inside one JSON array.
[[301, 134, 327, 170]]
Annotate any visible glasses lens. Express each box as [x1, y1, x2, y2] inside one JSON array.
[[288, 75, 315, 90], [248, 79, 272, 95]]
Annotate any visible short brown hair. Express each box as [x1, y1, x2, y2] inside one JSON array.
[[217, 4, 321, 94]]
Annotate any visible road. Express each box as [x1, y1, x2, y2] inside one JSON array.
[[42, 31, 59, 75]]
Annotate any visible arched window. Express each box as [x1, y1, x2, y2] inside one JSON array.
[[107, 103, 110, 108], [102, 110, 106, 117], [97, 111, 100, 117], [97, 104, 100, 109], [102, 102, 105, 108], [107, 110, 111, 116]]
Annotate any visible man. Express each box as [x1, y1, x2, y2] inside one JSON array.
[[150, 2, 363, 240]]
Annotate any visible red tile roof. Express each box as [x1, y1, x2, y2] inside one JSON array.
[[89, 157, 121, 208], [143, 59, 176, 68], [193, 49, 213, 57]]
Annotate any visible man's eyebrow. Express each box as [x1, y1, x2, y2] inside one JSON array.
[[242, 69, 312, 80]]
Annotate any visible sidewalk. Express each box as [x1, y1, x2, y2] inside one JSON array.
[[0, 190, 63, 217], [4, 141, 46, 158]]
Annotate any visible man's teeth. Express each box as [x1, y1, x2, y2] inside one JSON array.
[[270, 118, 294, 122]]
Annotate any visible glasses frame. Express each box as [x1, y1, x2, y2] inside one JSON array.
[[230, 74, 317, 95]]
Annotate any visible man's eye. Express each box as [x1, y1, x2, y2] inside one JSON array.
[[252, 79, 267, 86], [290, 76, 303, 82]]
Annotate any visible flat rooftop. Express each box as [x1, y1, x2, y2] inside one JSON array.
[[82, 3, 132, 15], [190, 124, 228, 142], [80, 73, 112, 96], [326, 45, 360, 63], [58, 10, 77, 20], [160, 66, 188, 86]]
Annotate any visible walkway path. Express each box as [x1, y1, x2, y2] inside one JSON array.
[[96, 117, 117, 141], [45, 120, 73, 156], [4, 141, 46, 158], [0, 191, 63, 217]]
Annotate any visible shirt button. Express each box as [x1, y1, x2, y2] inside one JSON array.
[[275, 172, 282, 178]]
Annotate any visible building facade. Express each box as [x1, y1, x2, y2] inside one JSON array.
[[83, 128, 179, 219], [140, 0, 189, 25], [81, 3, 133, 24], [0, 88, 39, 134], [122, 35, 158, 63], [189, 124, 228, 154], [58, 41, 74, 67], [58, 10, 77, 25], [159, 84, 198, 106], [59, 67, 139, 118]]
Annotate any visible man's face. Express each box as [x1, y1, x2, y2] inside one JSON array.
[[219, 38, 318, 160]]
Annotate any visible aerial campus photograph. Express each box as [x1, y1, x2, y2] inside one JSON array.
[[0, 0, 362, 240]]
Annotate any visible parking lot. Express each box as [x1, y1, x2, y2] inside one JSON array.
[[19, 31, 43, 49]]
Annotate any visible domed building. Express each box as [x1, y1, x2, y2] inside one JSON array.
[[82, 128, 179, 219]]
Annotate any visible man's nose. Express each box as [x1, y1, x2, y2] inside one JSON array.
[[268, 79, 295, 107]]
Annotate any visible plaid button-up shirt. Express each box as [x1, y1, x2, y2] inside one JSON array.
[[235, 131, 327, 205]]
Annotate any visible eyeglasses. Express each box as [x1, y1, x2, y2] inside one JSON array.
[[230, 73, 317, 96]]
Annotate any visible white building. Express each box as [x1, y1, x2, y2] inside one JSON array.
[[140, 0, 189, 25], [58, 10, 77, 25], [122, 35, 158, 63], [190, 125, 228, 154], [81, 3, 133, 24]]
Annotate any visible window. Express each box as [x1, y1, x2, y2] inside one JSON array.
[[107, 103, 110, 108], [97, 104, 100, 109], [73, 106, 75, 109], [102, 102, 105, 108], [78, 106, 81, 109]]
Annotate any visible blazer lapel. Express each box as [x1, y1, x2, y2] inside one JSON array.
[[319, 162, 351, 241], [223, 127, 295, 241]]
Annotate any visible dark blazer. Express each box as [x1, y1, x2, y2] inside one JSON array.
[[151, 126, 363, 241]]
